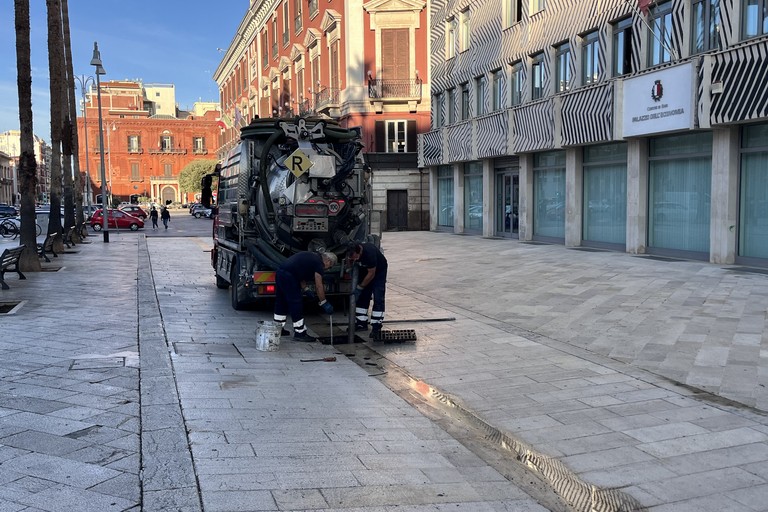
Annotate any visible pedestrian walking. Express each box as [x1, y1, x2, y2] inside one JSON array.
[[160, 206, 170, 229], [273, 251, 336, 341], [149, 206, 158, 229], [347, 242, 387, 337]]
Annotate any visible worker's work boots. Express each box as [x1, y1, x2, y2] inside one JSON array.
[[293, 331, 317, 342]]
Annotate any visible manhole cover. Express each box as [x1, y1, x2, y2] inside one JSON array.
[[0, 301, 22, 314], [70, 357, 126, 370]]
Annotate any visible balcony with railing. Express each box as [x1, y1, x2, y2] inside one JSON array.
[[314, 87, 340, 112], [368, 78, 422, 101], [148, 148, 187, 155], [298, 98, 314, 116]]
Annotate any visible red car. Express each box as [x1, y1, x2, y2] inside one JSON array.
[[90, 209, 145, 231], [118, 204, 148, 219]]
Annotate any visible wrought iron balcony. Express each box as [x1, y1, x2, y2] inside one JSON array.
[[148, 148, 187, 155], [298, 98, 314, 116], [315, 87, 340, 111], [368, 78, 422, 100]]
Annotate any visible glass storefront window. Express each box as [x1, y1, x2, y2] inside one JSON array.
[[739, 124, 768, 260], [437, 165, 454, 227], [648, 132, 712, 255], [583, 143, 627, 246], [533, 151, 566, 239], [464, 162, 483, 232]]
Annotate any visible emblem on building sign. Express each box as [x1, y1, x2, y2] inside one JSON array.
[[651, 80, 664, 102]]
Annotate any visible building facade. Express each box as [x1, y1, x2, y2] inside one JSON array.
[[419, 0, 768, 267], [0, 151, 13, 206], [0, 130, 52, 205], [214, 0, 432, 230], [76, 80, 221, 205]]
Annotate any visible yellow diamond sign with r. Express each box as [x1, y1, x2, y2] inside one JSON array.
[[288, 149, 313, 178]]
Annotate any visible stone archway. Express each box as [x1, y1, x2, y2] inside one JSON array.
[[161, 186, 176, 204]]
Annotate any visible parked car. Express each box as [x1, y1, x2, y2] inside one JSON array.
[[118, 204, 148, 220], [193, 207, 213, 218], [188, 203, 204, 215], [90, 209, 144, 231], [0, 204, 17, 218]]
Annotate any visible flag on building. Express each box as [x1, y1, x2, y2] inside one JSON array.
[[234, 106, 243, 127], [638, 0, 653, 15], [219, 112, 232, 129]]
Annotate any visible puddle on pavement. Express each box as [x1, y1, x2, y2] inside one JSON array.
[[342, 343, 647, 512]]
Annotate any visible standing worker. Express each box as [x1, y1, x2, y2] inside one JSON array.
[[160, 206, 171, 229], [347, 242, 387, 337], [274, 251, 336, 341], [149, 206, 158, 229]]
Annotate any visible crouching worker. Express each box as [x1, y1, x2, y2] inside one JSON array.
[[274, 251, 337, 341], [347, 242, 388, 337]]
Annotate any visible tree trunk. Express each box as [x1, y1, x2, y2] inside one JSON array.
[[14, 0, 42, 271], [61, 0, 79, 234], [46, 0, 64, 249]]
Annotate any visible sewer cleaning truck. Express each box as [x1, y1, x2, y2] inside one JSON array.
[[201, 116, 377, 310]]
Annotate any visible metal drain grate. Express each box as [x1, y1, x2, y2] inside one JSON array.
[[39, 266, 63, 272], [372, 329, 417, 342]]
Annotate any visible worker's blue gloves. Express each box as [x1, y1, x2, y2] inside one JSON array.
[[353, 286, 363, 301], [319, 300, 334, 315]]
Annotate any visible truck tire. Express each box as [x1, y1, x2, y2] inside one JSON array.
[[230, 259, 247, 310]]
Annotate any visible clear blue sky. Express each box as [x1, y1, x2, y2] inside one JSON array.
[[0, 1, 247, 144]]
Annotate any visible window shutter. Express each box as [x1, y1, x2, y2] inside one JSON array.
[[381, 29, 409, 80], [407, 120, 417, 152], [374, 121, 385, 152]]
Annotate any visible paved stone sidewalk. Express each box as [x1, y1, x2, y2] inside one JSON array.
[[2, 230, 768, 511], [146, 236, 558, 511], [0, 236, 141, 512]]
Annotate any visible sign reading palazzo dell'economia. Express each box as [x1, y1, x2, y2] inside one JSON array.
[[621, 62, 695, 138]]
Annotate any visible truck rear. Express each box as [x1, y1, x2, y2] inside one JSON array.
[[202, 117, 377, 310]]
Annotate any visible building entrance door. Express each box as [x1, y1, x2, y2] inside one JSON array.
[[386, 189, 408, 230], [495, 171, 519, 237]]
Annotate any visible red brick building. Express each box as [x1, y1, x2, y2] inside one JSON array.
[[213, 0, 431, 230], [76, 80, 222, 205]]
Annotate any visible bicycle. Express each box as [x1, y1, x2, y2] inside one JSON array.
[[0, 218, 42, 239]]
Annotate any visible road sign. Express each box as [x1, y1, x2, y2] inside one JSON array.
[[288, 149, 313, 178]]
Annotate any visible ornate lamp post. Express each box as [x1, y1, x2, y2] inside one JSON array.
[[90, 42, 109, 242], [74, 74, 94, 212]]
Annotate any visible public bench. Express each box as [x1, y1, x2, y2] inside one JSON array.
[[1, 245, 26, 290], [37, 233, 57, 262], [62, 225, 76, 248]]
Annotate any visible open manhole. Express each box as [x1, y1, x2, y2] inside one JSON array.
[[0, 301, 23, 314], [317, 334, 368, 345], [39, 266, 63, 272]]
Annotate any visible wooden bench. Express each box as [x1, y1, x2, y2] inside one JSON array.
[[1, 245, 26, 290], [37, 233, 57, 262], [62, 225, 76, 248]]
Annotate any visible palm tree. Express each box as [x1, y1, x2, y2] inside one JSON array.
[[46, 0, 64, 244], [61, 0, 81, 234], [14, 0, 41, 271]]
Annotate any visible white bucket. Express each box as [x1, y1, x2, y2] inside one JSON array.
[[255, 320, 282, 351]]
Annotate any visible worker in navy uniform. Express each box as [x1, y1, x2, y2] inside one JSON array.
[[274, 251, 336, 341], [346, 242, 387, 336]]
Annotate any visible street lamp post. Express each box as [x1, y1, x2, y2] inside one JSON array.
[[90, 42, 109, 242], [74, 75, 94, 212]]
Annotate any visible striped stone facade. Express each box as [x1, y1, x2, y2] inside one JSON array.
[[420, 0, 768, 266]]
